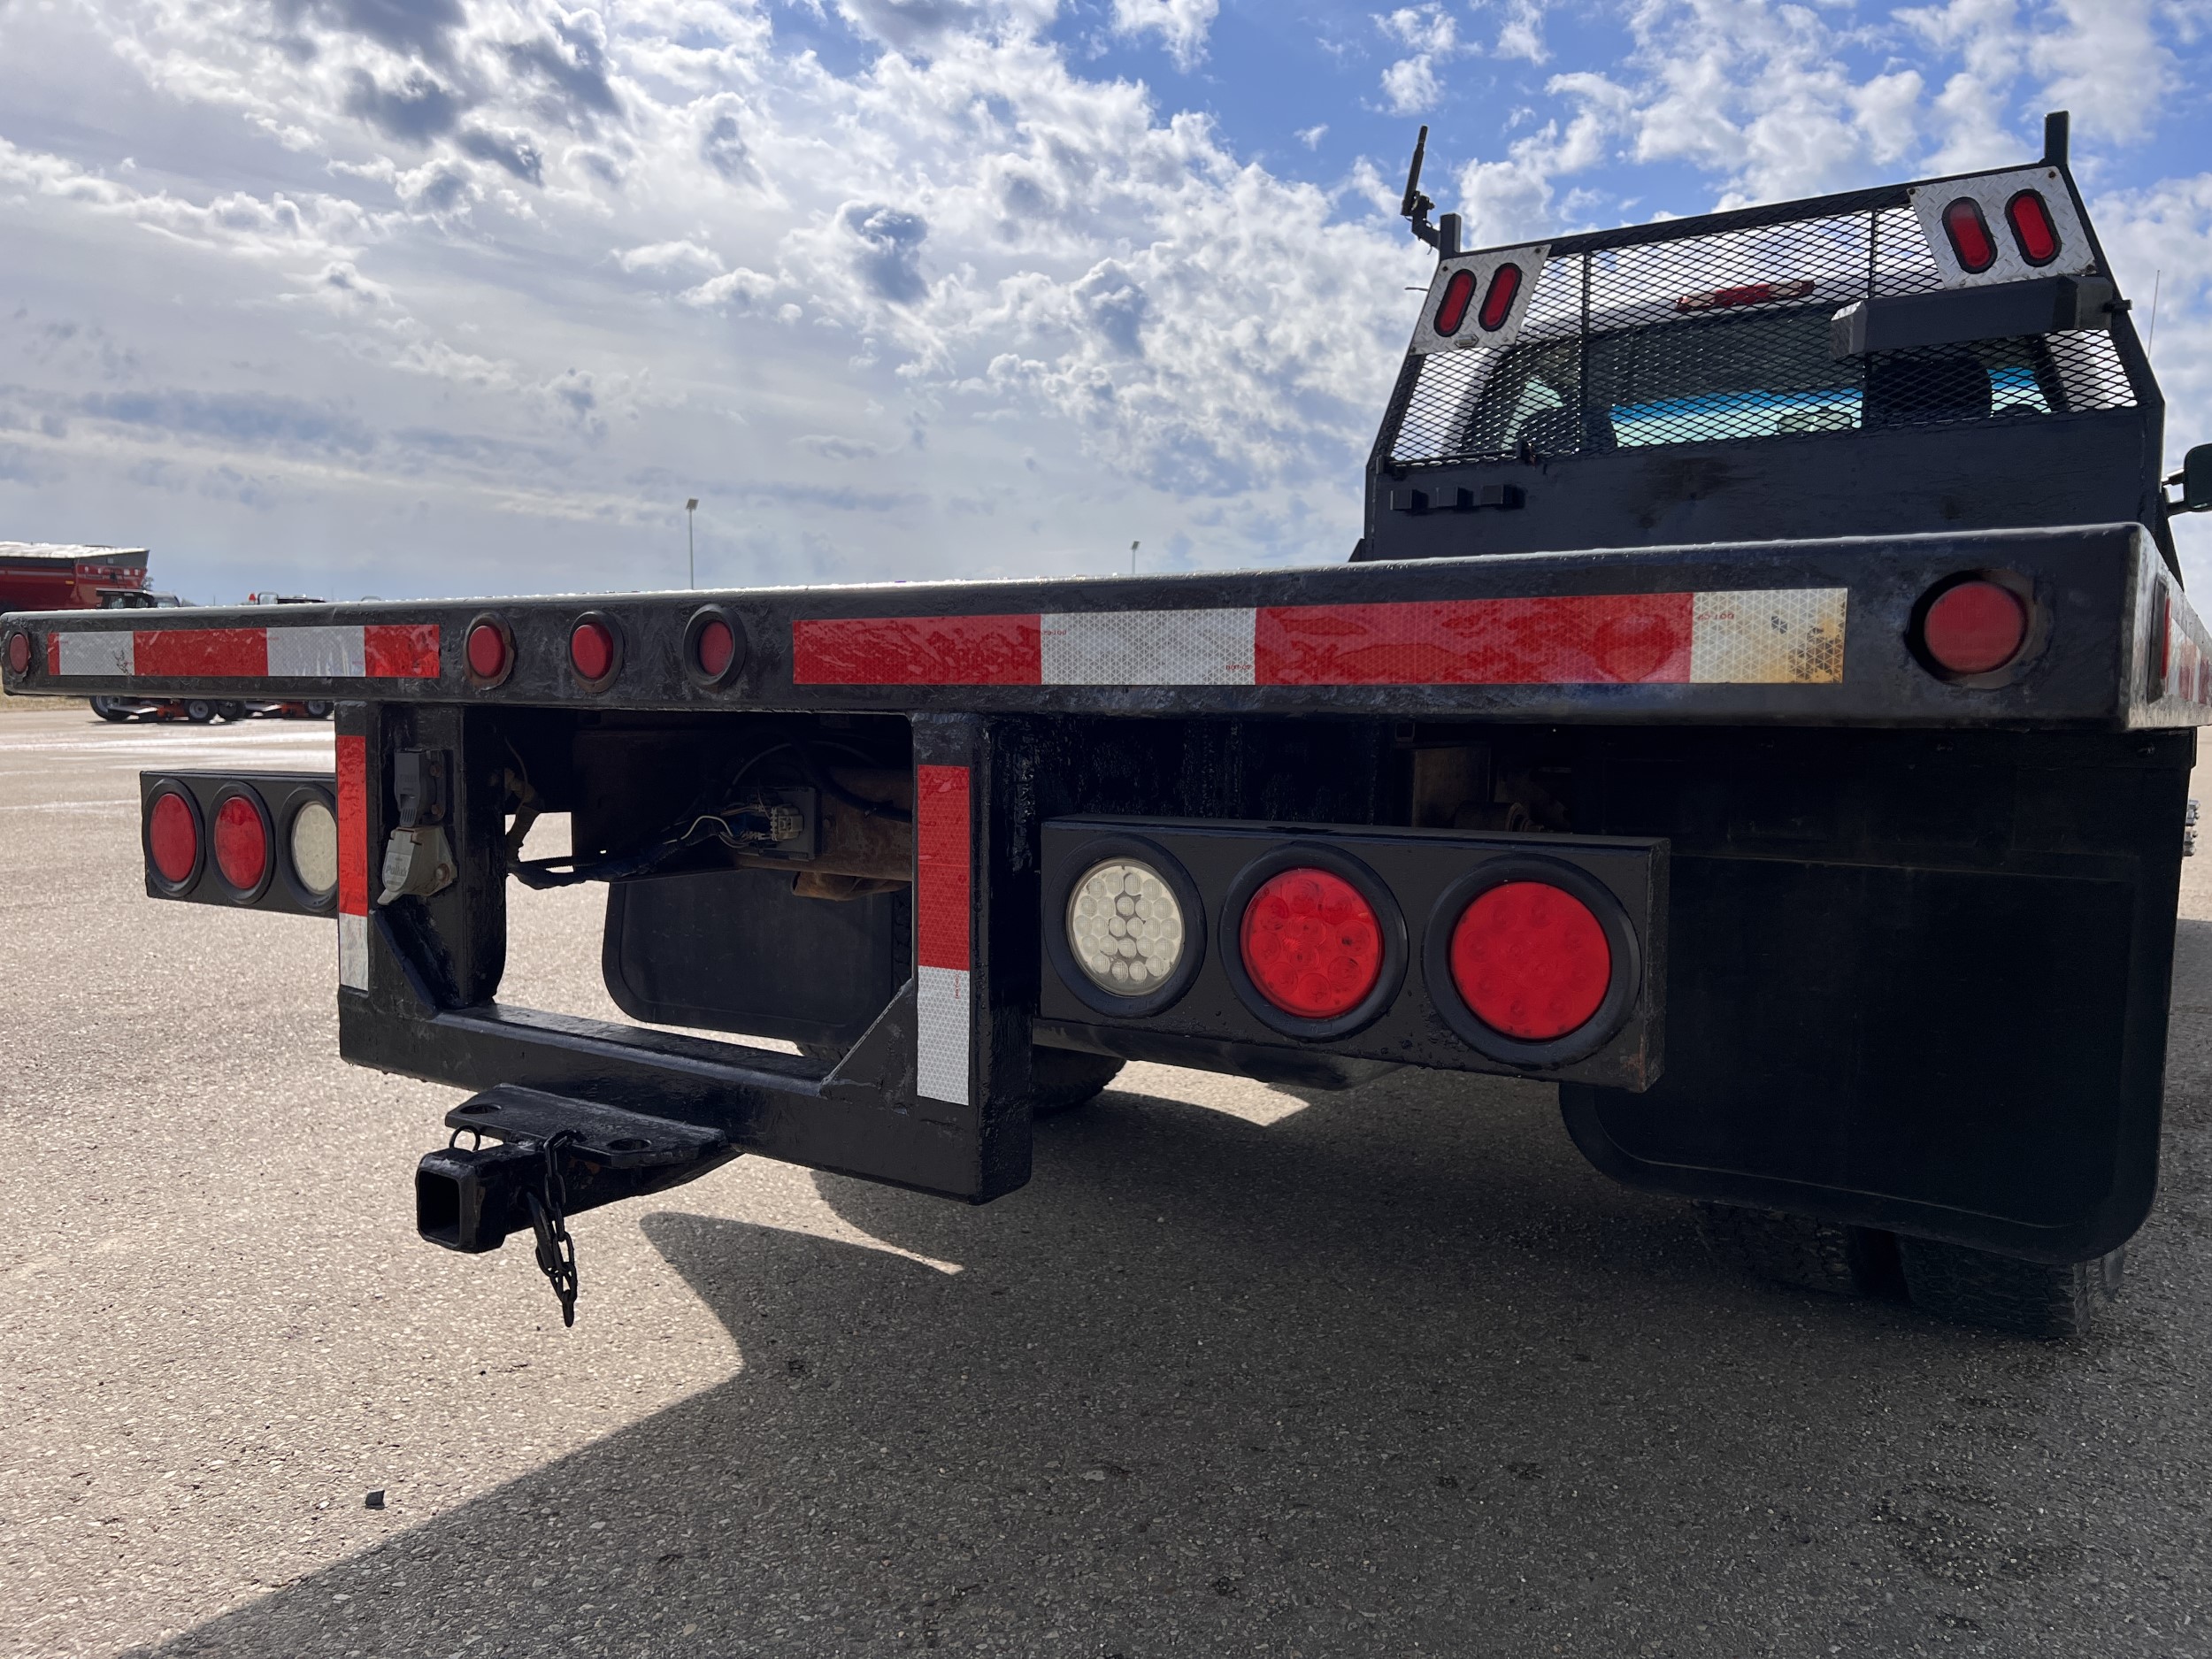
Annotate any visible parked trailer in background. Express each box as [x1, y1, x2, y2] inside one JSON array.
[[7, 113, 2211, 1340], [0, 541, 150, 615]]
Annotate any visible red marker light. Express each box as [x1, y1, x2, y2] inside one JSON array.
[[1478, 263, 1523, 332], [571, 619, 616, 682], [1449, 882, 1611, 1041], [4, 632, 27, 676], [1432, 267, 1478, 337], [696, 618, 737, 677], [1240, 867, 1384, 1019], [2005, 189, 2061, 266], [1675, 279, 1816, 313], [466, 622, 509, 680], [1922, 580, 2028, 676], [1941, 197, 1998, 273], [213, 795, 270, 893], [148, 793, 199, 886]]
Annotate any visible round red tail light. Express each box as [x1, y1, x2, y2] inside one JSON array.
[[466, 621, 509, 680], [697, 618, 736, 676], [1921, 580, 2027, 676], [1239, 867, 1384, 1019], [213, 793, 271, 895], [148, 791, 200, 887], [2005, 189, 2061, 266], [1449, 882, 1611, 1041], [1479, 262, 1524, 332], [570, 618, 617, 683], [4, 631, 29, 676], [1432, 267, 1477, 337], [1940, 196, 1998, 273]]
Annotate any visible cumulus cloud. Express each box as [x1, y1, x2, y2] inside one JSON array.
[[1378, 4, 1462, 116], [1111, 0, 1220, 69], [1, 0, 2208, 601]]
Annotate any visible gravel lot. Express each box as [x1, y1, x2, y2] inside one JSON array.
[[2, 703, 2208, 1658]]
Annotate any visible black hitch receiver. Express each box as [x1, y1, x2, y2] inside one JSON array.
[[416, 1086, 738, 1254]]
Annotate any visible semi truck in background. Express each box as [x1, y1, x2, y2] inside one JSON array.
[[5, 113, 2209, 1340]]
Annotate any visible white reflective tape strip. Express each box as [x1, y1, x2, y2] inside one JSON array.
[[1040, 608, 1256, 686], [915, 964, 971, 1106], [53, 632, 134, 677], [1689, 588, 1849, 685], [338, 911, 370, 992], [267, 626, 365, 677]]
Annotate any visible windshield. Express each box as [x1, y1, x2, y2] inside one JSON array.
[[1460, 306, 2067, 456]]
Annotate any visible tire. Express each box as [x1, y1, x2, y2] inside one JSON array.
[[214, 701, 246, 722], [89, 696, 131, 724], [303, 701, 332, 719], [185, 700, 215, 723], [1028, 1048, 1125, 1116], [1899, 1236, 2126, 1340], [796, 1043, 1123, 1115], [1694, 1202, 1899, 1298]]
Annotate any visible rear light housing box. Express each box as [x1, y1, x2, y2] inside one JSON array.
[[1039, 817, 1668, 1090], [139, 770, 340, 915]]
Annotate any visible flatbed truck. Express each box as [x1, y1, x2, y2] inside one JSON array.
[[7, 113, 2208, 1339]]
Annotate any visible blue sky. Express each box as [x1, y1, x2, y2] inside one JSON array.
[[2, 0, 2210, 603]]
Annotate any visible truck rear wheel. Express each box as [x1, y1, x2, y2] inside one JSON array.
[[1898, 1237, 2126, 1340], [1693, 1202, 1898, 1298], [1026, 1048, 1125, 1115], [89, 697, 131, 723], [184, 700, 215, 723], [796, 1044, 1123, 1115]]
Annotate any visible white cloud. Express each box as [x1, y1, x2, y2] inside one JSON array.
[[1378, 4, 1463, 115], [1111, 0, 1222, 69], [1494, 0, 1550, 64], [2, 0, 2208, 603]]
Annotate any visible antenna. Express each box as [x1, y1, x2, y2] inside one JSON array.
[[1400, 126, 1440, 250]]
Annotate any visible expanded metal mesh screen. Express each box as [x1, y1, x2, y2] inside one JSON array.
[[1384, 203, 2137, 468]]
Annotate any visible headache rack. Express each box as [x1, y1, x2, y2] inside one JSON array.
[[1379, 153, 2150, 472]]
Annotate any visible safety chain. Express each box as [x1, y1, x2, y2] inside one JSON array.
[[523, 1130, 580, 1328]]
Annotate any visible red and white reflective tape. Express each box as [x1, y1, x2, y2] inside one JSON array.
[[43, 623, 441, 680], [914, 764, 972, 1106], [792, 589, 1848, 687], [335, 733, 371, 992]]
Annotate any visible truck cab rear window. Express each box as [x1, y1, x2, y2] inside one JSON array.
[[1457, 306, 2084, 457]]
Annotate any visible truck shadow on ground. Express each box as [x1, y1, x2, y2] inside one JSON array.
[[132, 1069, 2172, 1659]]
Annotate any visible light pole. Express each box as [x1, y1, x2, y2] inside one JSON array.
[[686, 497, 699, 588]]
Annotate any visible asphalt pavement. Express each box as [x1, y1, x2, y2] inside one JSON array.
[[2, 701, 2208, 1659]]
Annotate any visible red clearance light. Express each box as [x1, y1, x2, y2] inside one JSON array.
[[213, 794, 271, 894], [4, 631, 28, 676], [1239, 867, 1384, 1019], [1921, 580, 2028, 676], [1478, 263, 1523, 332], [1941, 196, 1998, 273], [571, 619, 616, 682], [148, 793, 199, 887], [2005, 189, 2061, 266], [1449, 882, 1611, 1041], [1675, 279, 1816, 313], [1433, 267, 1478, 337], [466, 621, 509, 680], [696, 618, 737, 677]]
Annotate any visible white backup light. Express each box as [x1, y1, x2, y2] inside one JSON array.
[[1068, 859, 1186, 994], [290, 799, 340, 901]]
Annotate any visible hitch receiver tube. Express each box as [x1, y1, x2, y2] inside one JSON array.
[[415, 1085, 739, 1253]]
